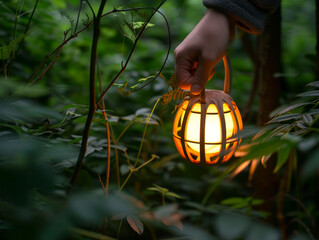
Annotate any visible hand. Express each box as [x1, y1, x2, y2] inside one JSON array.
[[174, 8, 234, 95]]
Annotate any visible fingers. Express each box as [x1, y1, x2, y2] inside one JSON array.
[[175, 47, 216, 95], [190, 58, 215, 95], [174, 48, 195, 91]]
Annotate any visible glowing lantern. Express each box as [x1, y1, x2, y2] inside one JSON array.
[[173, 56, 243, 165]]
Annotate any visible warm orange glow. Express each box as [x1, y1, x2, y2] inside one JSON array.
[[173, 95, 243, 165], [185, 103, 236, 154]]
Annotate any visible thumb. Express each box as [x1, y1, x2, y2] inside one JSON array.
[[190, 58, 215, 95]]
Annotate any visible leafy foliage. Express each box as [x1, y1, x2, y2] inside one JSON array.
[[0, 0, 318, 240]]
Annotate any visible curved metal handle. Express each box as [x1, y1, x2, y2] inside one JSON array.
[[200, 54, 232, 103]]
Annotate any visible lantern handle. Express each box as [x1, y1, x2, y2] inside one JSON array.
[[200, 54, 232, 103], [223, 54, 232, 95]]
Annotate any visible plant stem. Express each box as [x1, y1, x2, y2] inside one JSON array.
[[134, 98, 161, 167], [68, 0, 107, 194], [97, 57, 111, 195], [120, 171, 133, 191], [162, 191, 165, 206], [116, 121, 134, 142], [74, 0, 83, 34]]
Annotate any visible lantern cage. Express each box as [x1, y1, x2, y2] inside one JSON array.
[[172, 56, 243, 165]]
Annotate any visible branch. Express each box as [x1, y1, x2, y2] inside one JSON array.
[[31, 30, 69, 85], [68, 0, 107, 193]]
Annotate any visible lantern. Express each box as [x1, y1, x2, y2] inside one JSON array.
[[173, 56, 243, 165]]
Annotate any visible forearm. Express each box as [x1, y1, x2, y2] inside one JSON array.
[[202, 0, 281, 34]]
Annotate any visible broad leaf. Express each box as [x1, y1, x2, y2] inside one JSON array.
[[306, 81, 319, 88], [302, 114, 313, 125], [275, 102, 312, 116], [268, 113, 302, 123], [127, 215, 144, 235], [297, 90, 319, 97], [0, 33, 29, 60], [274, 144, 291, 173]]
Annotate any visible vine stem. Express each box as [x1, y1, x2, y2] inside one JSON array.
[[68, 0, 108, 194], [119, 154, 158, 191], [119, 98, 161, 191], [134, 98, 161, 167]]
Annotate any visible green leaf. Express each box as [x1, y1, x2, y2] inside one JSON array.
[[127, 215, 144, 235], [306, 81, 319, 88], [148, 184, 168, 193], [251, 199, 264, 205], [296, 121, 307, 129], [138, 75, 155, 82], [132, 21, 154, 29], [221, 197, 246, 206], [114, 13, 136, 42], [297, 90, 319, 97], [166, 192, 184, 199], [268, 113, 302, 123], [274, 144, 291, 173], [275, 102, 312, 116], [302, 114, 313, 125], [14, 84, 49, 98], [240, 137, 282, 161], [0, 123, 23, 135], [0, 33, 30, 60]]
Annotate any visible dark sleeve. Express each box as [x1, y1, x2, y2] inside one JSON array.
[[202, 0, 281, 34]]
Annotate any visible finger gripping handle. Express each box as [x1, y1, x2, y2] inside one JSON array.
[[200, 54, 232, 102]]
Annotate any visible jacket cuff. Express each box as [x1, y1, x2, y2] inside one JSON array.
[[202, 0, 267, 34]]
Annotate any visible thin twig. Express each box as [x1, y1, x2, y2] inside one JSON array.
[[32, 30, 69, 85], [85, 0, 96, 19], [134, 98, 161, 167], [74, 0, 83, 34], [15, 0, 39, 56]]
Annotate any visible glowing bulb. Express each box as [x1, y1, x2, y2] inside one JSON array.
[[184, 103, 236, 155]]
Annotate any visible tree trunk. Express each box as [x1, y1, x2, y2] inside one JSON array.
[[257, 9, 282, 126], [252, 5, 282, 226]]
